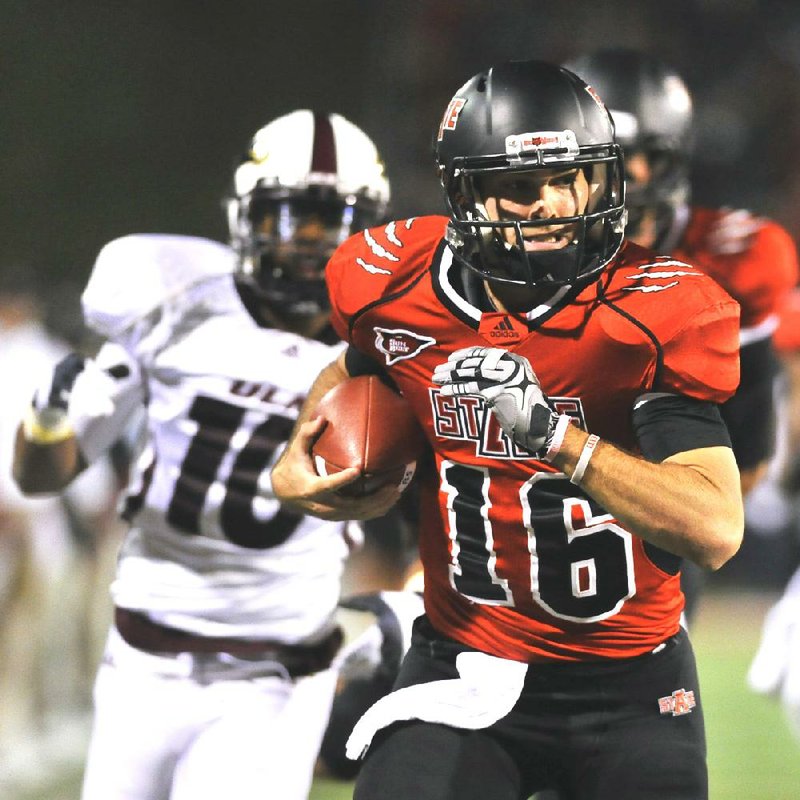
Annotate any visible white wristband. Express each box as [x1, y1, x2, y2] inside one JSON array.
[[570, 434, 600, 485], [544, 414, 572, 461]]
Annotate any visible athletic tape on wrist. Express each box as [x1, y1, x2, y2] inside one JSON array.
[[22, 406, 75, 445], [543, 414, 572, 461], [570, 434, 600, 485]]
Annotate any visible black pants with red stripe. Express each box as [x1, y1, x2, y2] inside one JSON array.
[[354, 616, 707, 800]]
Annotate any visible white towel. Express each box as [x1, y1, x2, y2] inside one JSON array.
[[346, 650, 528, 760]]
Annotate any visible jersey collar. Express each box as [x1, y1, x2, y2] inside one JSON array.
[[431, 242, 574, 331]]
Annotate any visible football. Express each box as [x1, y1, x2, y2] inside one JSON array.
[[311, 375, 427, 497]]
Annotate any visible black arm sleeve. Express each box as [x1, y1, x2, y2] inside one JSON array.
[[718, 337, 780, 470], [632, 394, 732, 463], [633, 393, 733, 575], [344, 345, 384, 377], [344, 345, 400, 392]]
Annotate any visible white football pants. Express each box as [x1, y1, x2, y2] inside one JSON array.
[[748, 565, 800, 743], [81, 628, 338, 800]]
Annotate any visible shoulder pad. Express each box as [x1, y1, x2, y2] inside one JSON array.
[[675, 209, 799, 329], [775, 288, 800, 353], [603, 243, 741, 402], [606, 242, 730, 333], [327, 216, 448, 341], [82, 234, 235, 339]]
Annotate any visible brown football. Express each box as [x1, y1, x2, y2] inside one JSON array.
[[311, 375, 427, 497]]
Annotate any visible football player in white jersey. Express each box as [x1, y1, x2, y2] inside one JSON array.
[[12, 110, 392, 800]]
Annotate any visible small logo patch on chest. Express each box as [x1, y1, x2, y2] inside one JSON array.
[[374, 327, 436, 365]]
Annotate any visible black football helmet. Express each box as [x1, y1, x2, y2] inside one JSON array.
[[434, 59, 626, 289], [564, 48, 693, 248], [227, 110, 390, 319]]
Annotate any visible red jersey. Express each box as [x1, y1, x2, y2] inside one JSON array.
[[327, 216, 740, 662], [673, 206, 798, 335], [774, 287, 800, 353]]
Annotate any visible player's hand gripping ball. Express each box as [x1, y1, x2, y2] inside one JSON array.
[[432, 346, 558, 455], [311, 375, 427, 496]]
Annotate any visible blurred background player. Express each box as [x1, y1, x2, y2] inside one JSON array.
[[12, 109, 391, 800], [747, 285, 800, 742], [0, 274, 118, 791], [565, 48, 799, 621], [320, 587, 425, 780]]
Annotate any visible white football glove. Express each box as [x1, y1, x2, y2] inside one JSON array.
[[30, 353, 87, 431], [26, 349, 133, 454], [432, 346, 558, 455], [33, 352, 85, 406]]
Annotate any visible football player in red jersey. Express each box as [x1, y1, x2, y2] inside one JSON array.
[[272, 60, 744, 799], [566, 48, 799, 621]]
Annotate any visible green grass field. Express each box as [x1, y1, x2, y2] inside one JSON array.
[[13, 589, 800, 800], [694, 590, 800, 799]]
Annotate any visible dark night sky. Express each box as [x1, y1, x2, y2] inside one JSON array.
[[6, 0, 800, 337]]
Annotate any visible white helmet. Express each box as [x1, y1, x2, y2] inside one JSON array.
[[227, 110, 390, 319]]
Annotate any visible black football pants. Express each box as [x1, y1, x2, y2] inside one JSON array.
[[353, 616, 707, 800]]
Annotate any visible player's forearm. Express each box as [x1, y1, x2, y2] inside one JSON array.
[[293, 352, 351, 433], [12, 425, 85, 494], [550, 426, 744, 570], [272, 352, 350, 482]]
